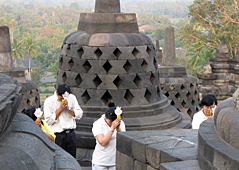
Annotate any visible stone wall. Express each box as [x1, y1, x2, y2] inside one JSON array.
[[198, 117, 239, 170], [116, 129, 199, 170]]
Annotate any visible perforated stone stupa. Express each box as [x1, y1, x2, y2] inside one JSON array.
[[57, 1, 188, 163], [159, 27, 200, 118]]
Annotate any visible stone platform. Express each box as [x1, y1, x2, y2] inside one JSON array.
[[116, 129, 200, 170]]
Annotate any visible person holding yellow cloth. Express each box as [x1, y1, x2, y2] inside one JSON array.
[[23, 106, 56, 142]]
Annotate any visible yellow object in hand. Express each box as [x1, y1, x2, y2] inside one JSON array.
[[62, 98, 67, 102], [117, 115, 121, 120]]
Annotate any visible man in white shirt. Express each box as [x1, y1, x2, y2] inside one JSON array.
[[44, 84, 83, 158], [192, 94, 217, 129]]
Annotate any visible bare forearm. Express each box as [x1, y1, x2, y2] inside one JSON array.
[[96, 131, 114, 147], [55, 108, 63, 120], [68, 109, 75, 117]]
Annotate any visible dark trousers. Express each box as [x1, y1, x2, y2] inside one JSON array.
[[55, 129, 77, 158]]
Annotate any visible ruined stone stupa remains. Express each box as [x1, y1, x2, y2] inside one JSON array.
[[158, 26, 200, 118], [197, 37, 238, 102], [0, 26, 40, 113]]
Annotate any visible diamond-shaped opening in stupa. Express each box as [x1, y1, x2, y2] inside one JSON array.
[[103, 61, 112, 73], [75, 74, 82, 86], [133, 74, 142, 87], [113, 48, 122, 58], [101, 90, 112, 105], [83, 60, 92, 73], [94, 48, 103, 58], [93, 75, 102, 88], [68, 58, 74, 70], [144, 89, 152, 103], [77, 47, 84, 58], [124, 89, 134, 104], [123, 60, 132, 73], [81, 90, 90, 104], [62, 72, 67, 83], [113, 76, 122, 88], [132, 47, 139, 57]]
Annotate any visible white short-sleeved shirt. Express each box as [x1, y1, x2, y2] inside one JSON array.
[[192, 110, 210, 129], [92, 114, 126, 166]]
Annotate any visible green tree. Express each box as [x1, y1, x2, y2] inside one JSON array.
[[24, 36, 39, 79], [152, 28, 165, 40], [180, 0, 239, 58], [185, 41, 216, 75], [11, 38, 24, 67]]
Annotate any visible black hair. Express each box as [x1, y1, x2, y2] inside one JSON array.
[[199, 94, 217, 107], [107, 100, 115, 108], [22, 106, 37, 121], [57, 84, 71, 96], [105, 106, 117, 122], [208, 93, 217, 105]]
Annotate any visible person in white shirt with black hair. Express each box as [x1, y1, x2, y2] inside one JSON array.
[[44, 83, 83, 158], [192, 94, 217, 129], [92, 101, 126, 170]]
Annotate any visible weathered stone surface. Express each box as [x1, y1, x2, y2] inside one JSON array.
[[0, 74, 81, 170], [0, 26, 12, 71], [162, 27, 176, 66], [117, 129, 198, 170], [198, 117, 239, 170], [160, 160, 201, 170], [116, 151, 134, 170]]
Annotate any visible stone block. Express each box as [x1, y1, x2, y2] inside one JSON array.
[[116, 151, 134, 170], [126, 59, 146, 73], [135, 72, 152, 88], [65, 31, 85, 44], [66, 44, 82, 58], [86, 60, 106, 74], [108, 60, 128, 74], [124, 34, 144, 46], [97, 74, 118, 90], [128, 88, 149, 105], [117, 46, 136, 59], [81, 46, 99, 60], [78, 13, 139, 34], [70, 87, 86, 105], [98, 47, 118, 60], [132, 45, 150, 59], [134, 160, 147, 170], [117, 132, 133, 157], [161, 146, 198, 163], [70, 58, 88, 73], [76, 33, 91, 46], [108, 89, 131, 106], [61, 56, 73, 71], [64, 71, 79, 87], [146, 85, 161, 103], [89, 33, 109, 46], [144, 57, 157, 72], [108, 33, 130, 47], [117, 74, 138, 89], [82, 89, 106, 106]]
